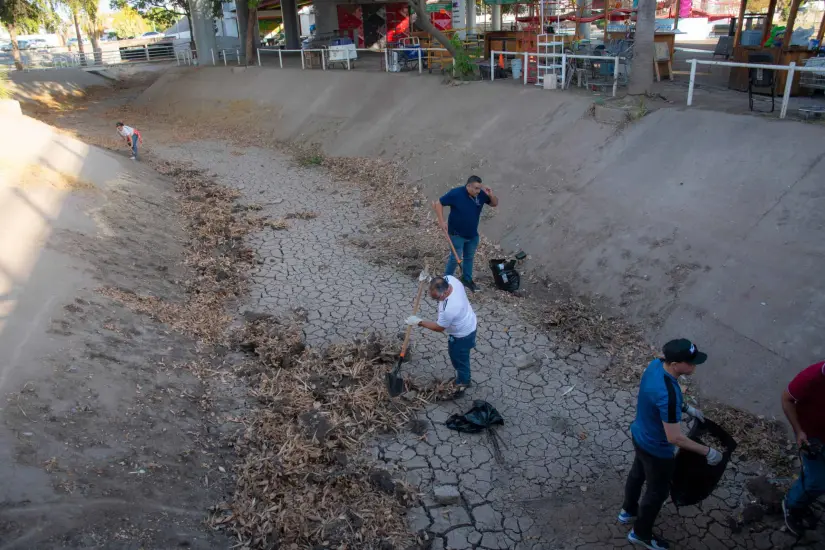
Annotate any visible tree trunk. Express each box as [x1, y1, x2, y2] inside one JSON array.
[[409, 0, 458, 58], [72, 10, 87, 66], [90, 34, 102, 65], [245, 5, 257, 66], [628, 0, 655, 95], [8, 24, 23, 71], [186, 11, 197, 55]]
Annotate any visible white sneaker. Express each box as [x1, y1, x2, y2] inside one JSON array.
[[129, 156, 136, 160]]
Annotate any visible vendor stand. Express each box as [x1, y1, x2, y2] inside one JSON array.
[[728, 0, 825, 96]]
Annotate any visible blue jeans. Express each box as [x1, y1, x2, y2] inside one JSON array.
[[130, 138, 139, 159], [445, 234, 479, 281], [447, 330, 476, 385], [786, 438, 825, 510]]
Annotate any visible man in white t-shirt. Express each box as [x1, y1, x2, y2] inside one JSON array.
[[406, 275, 478, 394]]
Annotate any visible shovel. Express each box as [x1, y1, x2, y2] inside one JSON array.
[[431, 202, 462, 278], [386, 263, 429, 397]]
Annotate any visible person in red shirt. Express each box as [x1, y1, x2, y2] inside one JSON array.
[[781, 361, 825, 536]]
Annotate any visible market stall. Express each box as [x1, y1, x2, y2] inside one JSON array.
[[727, 0, 825, 95]]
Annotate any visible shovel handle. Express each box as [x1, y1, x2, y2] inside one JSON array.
[[400, 262, 428, 359], [431, 202, 462, 270]]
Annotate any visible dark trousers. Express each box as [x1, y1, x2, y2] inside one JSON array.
[[622, 438, 676, 540]]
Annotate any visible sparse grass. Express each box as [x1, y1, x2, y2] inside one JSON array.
[[263, 218, 289, 230], [285, 211, 319, 220], [630, 98, 648, 121], [0, 69, 10, 100]]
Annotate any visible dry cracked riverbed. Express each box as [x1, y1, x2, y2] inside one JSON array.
[[152, 141, 818, 550], [16, 77, 823, 549]]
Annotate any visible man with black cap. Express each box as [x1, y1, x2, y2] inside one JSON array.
[[618, 339, 723, 550]]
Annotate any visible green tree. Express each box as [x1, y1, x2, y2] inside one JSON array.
[[111, 6, 148, 38], [0, 0, 44, 70]]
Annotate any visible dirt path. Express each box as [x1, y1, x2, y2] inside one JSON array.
[[14, 74, 823, 550], [0, 118, 235, 548]]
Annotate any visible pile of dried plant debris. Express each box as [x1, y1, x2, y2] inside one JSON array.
[[98, 160, 265, 343], [212, 316, 423, 549], [701, 401, 796, 476], [535, 296, 656, 384]]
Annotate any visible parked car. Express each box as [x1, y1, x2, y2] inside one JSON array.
[[141, 31, 162, 38], [27, 38, 48, 50], [0, 42, 11, 52]]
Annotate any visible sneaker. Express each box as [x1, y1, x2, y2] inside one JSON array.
[[460, 276, 477, 292], [451, 383, 469, 399], [628, 530, 670, 550], [782, 499, 806, 537], [617, 509, 637, 525], [129, 156, 136, 160]]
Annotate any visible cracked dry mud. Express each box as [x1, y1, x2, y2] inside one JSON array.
[[149, 141, 818, 550]]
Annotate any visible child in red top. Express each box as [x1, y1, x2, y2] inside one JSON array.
[[781, 362, 825, 535]]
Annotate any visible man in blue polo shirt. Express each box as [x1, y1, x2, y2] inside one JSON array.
[[434, 175, 499, 292], [618, 339, 723, 550]]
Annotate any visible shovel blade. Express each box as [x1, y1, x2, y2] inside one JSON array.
[[386, 371, 405, 397]]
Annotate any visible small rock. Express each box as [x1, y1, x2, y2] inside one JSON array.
[[369, 469, 396, 494], [433, 484, 461, 505], [21, 432, 34, 437], [401, 391, 418, 401], [513, 353, 539, 370], [742, 503, 765, 524], [243, 311, 273, 323], [408, 418, 428, 435]]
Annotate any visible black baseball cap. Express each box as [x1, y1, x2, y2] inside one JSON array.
[[662, 339, 707, 365]]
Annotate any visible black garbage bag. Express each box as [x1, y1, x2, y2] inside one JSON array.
[[488, 259, 520, 292], [446, 400, 504, 433], [670, 418, 737, 507]]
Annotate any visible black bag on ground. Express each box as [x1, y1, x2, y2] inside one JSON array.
[[670, 418, 737, 507], [446, 400, 504, 433], [489, 259, 520, 292]]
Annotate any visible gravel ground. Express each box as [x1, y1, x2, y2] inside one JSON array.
[[144, 140, 821, 550]]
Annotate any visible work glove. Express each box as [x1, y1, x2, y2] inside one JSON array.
[[405, 316, 422, 326], [706, 447, 723, 466], [418, 269, 430, 283], [683, 405, 705, 423]]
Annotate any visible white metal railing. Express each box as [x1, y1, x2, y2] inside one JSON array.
[[11, 45, 178, 70], [257, 46, 449, 73], [218, 48, 242, 66], [175, 49, 195, 66], [687, 58, 825, 119], [490, 50, 624, 97]]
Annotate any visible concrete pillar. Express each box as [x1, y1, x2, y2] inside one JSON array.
[[492, 4, 501, 31], [466, 0, 476, 34], [189, 0, 217, 62], [282, 0, 301, 49], [314, 1, 338, 35]]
